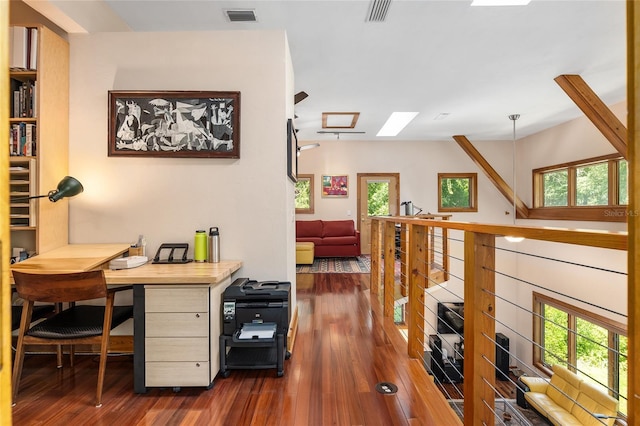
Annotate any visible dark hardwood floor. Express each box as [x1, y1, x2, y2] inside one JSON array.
[[11, 273, 461, 426]]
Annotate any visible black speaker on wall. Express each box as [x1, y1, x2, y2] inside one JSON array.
[[496, 333, 510, 381]]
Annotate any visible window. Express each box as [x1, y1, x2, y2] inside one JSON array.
[[295, 174, 314, 214], [575, 162, 608, 206], [534, 155, 627, 208], [543, 170, 568, 207], [438, 173, 477, 212], [533, 292, 628, 416], [368, 181, 390, 216]]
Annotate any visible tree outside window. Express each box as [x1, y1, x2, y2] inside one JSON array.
[[295, 174, 314, 214], [368, 181, 390, 216], [576, 162, 608, 206], [438, 173, 477, 212], [543, 170, 568, 206]]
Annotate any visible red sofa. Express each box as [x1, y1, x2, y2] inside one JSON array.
[[296, 220, 361, 258]]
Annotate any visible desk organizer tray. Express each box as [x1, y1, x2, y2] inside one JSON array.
[[152, 243, 193, 264]]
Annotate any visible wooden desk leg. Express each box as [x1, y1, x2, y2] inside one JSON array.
[[133, 285, 147, 393]]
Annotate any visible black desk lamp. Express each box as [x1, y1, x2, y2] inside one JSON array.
[[12, 176, 84, 202]]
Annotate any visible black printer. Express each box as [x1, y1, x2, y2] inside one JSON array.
[[220, 278, 291, 377]]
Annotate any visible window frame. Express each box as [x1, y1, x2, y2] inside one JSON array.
[[532, 292, 627, 416], [530, 154, 628, 222], [437, 172, 478, 213], [295, 174, 314, 214]]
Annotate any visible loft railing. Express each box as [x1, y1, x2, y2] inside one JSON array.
[[371, 216, 628, 425]]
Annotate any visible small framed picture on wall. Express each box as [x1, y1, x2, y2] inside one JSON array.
[[322, 174, 348, 198]]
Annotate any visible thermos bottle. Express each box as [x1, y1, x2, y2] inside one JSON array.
[[194, 230, 207, 262], [208, 227, 220, 263]]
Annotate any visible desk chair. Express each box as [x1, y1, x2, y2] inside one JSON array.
[[12, 270, 133, 407]]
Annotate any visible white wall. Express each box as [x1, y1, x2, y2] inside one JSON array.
[[67, 31, 297, 304], [296, 138, 515, 224]]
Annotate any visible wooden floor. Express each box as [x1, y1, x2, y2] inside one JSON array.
[[11, 273, 461, 426]]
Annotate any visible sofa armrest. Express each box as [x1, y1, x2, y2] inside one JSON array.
[[520, 376, 550, 393]]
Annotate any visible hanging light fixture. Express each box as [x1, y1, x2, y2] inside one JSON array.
[[505, 114, 524, 243]]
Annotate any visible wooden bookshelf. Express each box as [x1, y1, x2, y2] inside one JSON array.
[[9, 25, 69, 256]]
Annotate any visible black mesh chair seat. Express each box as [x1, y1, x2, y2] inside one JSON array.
[[12, 304, 56, 330], [27, 305, 133, 339]]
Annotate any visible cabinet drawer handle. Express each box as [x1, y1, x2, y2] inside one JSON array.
[[195, 313, 200, 318], [196, 363, 201, 367]]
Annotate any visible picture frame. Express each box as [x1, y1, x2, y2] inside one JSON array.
[[108, 90, 240, 158], [322, 174, 348, 198], [287, 118, 298, 182]]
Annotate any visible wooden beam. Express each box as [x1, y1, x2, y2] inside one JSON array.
[[627, 1, 639, 424], [453, 135, 529, 218], [555, 74, 628, 159]]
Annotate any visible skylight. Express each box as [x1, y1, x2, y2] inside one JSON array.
[[377, 112, 419, 137]]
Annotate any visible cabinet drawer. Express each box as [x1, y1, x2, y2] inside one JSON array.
[[145, 287, 209, 312], [145, 312, 209, 337], [145, 337, 209, 362], [145, 361, 210, 387]]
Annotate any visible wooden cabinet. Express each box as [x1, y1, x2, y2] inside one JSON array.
[[9, 25, 69, 256], [143, 278, 229, 389]]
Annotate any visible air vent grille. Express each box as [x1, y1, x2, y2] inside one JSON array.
[[366, 0, 391, 22], [226, 9, 257, 22]]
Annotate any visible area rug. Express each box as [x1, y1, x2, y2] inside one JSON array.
[[296, 256, 371, 273], [449, 399, 547, 425]]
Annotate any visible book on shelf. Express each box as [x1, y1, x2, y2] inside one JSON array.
[[9, 26, 28, 70], [9, 26, 38, 70], [9, 123, 36, 156], [10, 79, 36, 118]]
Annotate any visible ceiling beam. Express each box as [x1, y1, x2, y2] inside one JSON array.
[[554, 74, 628, 159], [453, 135, 529, 218]]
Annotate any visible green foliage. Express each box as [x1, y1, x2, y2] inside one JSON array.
[[295, 179, 311, 209], [543, 170, 568, 206], [576, 163, 608, 206], [543, 305, 568, 365], [441, 178, 470, 208], [368, 182, 389, 216], [619, 160, 628, 205], [542, 304, 628, 415]]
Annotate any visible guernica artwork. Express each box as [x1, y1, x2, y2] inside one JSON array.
[[108, 91, 240, 158]]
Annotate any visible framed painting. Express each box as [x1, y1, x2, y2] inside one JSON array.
[[108, 90, 240, 158], [287, 118, 298, 182], [322, 174, 348, 198]]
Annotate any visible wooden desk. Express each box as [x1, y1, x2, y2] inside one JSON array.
[[11, 245, 243, 393], [10, 243, 131, 275]]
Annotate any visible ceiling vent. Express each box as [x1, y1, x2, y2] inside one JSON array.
[[366, 0, 391, 22], [225, 9, 257, 23]]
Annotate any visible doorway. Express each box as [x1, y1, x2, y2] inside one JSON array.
[[357, 173, 400, 255]]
